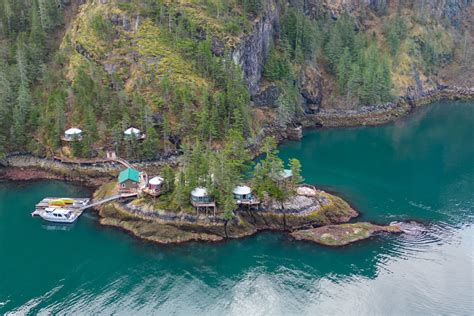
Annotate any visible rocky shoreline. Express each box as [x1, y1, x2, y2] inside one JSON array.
[[0, 153, 175, 187], [305, 86, 474, 128], [245, 85, 473, 154], [94, 183, 360, 245], [0, 166, 111, 187], [1, 85, 472, 180]]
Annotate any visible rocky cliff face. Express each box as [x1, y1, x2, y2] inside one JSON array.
[[233, 0, 472, 111], [293, 0, 472, 23], [232, 1, 280, 96], [411, 0, 472, 28]]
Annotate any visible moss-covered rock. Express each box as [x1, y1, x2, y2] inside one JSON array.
[[291, 222, 402, 246]]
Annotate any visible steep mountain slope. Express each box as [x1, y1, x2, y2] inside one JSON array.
[[0, 0, 472, 159]]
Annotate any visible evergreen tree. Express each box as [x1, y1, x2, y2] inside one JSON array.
[[264, 46, 291, 81], [161, 114, 171, 153], [289, 158, 304, 186], [0, 62, 13, 150], [378, 55, 393, 102], [141, 127, 158, 159], [16, 35, 30, 86], [337, 47, 352, 93], [29, 0, 46, 80], [162, 165, 176, 194], [38, 0, 53, 31], [52, 90, 65, 149], [243, 0, 263, 16], [209, 102, 220, 140], [325, 23, 344, 74], [198, 98, 210, 140], [208, 150, 237, 214], [222, 128, 251, 175], [71, 136, 84, 157], [174, 171, 189, 207], [386, 28, 401, 56], [360, 43, 380, 105], [12, 83, 31, 147], [252, 137, 285, 199], [276, 93, 292, 128], [347, 63, 362, 101], [82, 106, 98, 157], [111, 124, 122, 154]]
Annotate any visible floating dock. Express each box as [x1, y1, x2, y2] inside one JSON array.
[[32, 197, 91, 217], [32, 193, 138, 219]]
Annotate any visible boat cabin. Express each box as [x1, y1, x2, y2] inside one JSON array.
[[118, 168, 141, 193], [51, 208, 74, 219], [190, 187, 216, 215], [62, 127, 83, 141], [40, 207, 78, 223]]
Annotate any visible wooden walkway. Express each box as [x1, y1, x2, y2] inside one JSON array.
[[113, 157, 132, 168], [53, 156, 132, 168], [79, 193, 137, 210]]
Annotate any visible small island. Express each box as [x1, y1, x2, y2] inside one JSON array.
[[91, 135, 362, 244], [291, 222, 402, 246]]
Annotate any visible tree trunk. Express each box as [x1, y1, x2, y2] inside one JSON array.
[[281, 201, 287, 231], [224, 220, 229, 239]]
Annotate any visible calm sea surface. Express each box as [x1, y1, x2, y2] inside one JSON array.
[[0, 102, 473, 314]]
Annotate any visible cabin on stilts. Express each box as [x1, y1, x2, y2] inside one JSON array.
[[233, 185, 259, 208], [190, 187, 216, 216]]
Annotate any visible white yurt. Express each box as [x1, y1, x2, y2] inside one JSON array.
[[148, 176, 164, 190], [233, 185, 253, 200], [190, 187, 212, 203], [124, 127, 142, 138], [64, 127, 83, 140]]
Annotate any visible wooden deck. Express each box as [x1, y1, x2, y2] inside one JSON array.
[[191, 200, 216, 216], [235, 199, 260, 206], [191, 200, 216, 208], [143, 188, 162, 197]]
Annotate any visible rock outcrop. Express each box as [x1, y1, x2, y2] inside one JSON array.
[[291, 222, 402, 246], [252, 85, 280, 107], [232, 0, 280, 96], [300, 65, 324, 113]]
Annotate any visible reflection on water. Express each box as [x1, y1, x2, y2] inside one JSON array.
[[11, 226, 470, 315], [41, 223, 76, 231]]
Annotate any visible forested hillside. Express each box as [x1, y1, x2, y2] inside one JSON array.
[[0, 0, 472, 159]]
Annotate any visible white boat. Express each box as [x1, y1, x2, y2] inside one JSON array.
[[39, 208, 78, 223]]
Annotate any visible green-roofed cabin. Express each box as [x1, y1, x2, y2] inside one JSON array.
[[274, 169, 293, 183], [118, 168, 141, 193]]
